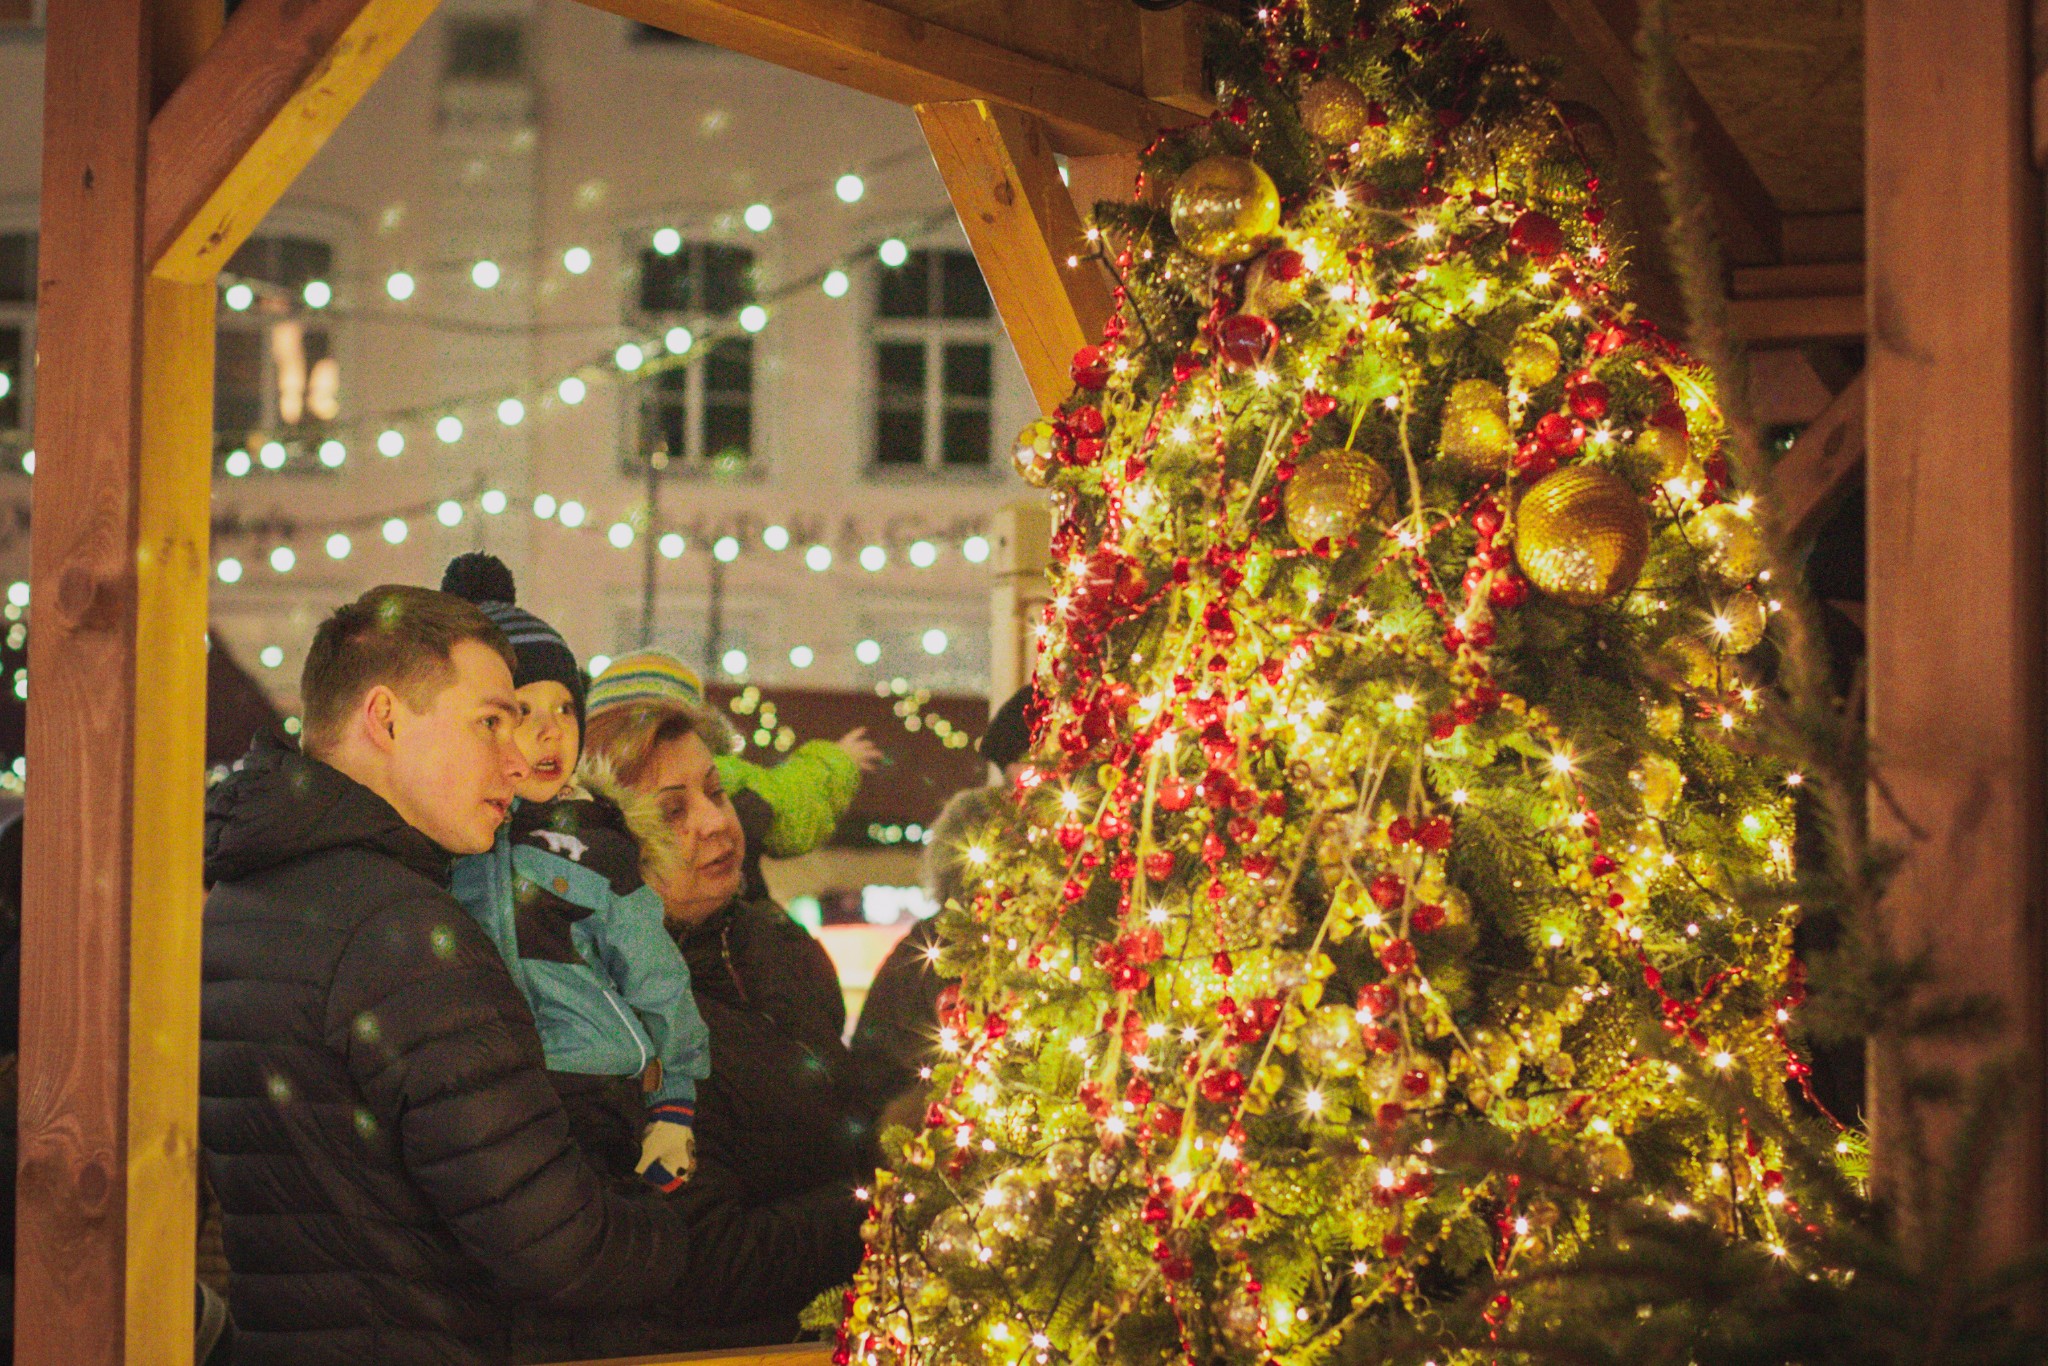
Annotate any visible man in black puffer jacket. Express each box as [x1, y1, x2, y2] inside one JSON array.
[[202, 587, 859, 1366]]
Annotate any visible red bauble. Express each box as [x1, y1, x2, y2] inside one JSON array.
[[1379, 938, 1418, 973], [1410, 903, 1446, 934], [1144, 849, 1176, 880], [1071, 345, 1112, 390], [1566, 375, 1611, 422], [1508, 210, 1565, 259], [1217, 312, 1279, 369], [1199, 1067, 1248, 1104], [1533, 411, 1582, 453], [1263, 247, 1306, 282], [1368, 870, 1406, 908], [1357, 982, 1397, 1019]]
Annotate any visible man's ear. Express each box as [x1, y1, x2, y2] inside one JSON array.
[[360, 685, 400, 754]]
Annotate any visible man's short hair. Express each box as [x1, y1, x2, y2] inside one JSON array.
[[299, 585, 517, 756]]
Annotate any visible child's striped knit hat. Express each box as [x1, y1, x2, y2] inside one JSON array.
[[586, 649, 706, 719], [440, 553, 587, 729]]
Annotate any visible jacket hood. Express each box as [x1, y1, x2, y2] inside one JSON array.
[[574, 752, 685, 895], [204, 728, 452, 886]]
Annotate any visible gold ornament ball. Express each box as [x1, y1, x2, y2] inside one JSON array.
[[1513, 466, 1651, 605], [1707, 587, 1768, 654], [1504, 330, 1562, 389], [1298, 1003, 1367, 1075], [1011, 417, 1058, 488], [1690, 502, 1766, 586], [1169, 156, 1281, 264], [1634, 423, 1692, 482], [1285, 446, 1395, 548], [1664, 633, 1725, 691], [1439, 378, 1515, 472], [1300, 75, 1377, 145], [1631, 753, 1684, 815]]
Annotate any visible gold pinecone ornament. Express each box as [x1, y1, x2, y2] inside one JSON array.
[[1513, 465, 1651, 605], [1285, 447, 1395, 548], [1439, 379, 1515, 473], [1169, 156, 1281, 263]]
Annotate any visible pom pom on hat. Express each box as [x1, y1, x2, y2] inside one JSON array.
[[442, 551, 519, 605]]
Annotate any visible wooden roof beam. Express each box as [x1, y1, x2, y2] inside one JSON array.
[[1529, 0, 1782, 264], [1772, 369, 1866, 542], [145, 0, 439, 281], [577, 0, 1203, 155], [918, 99, 1116, 414]]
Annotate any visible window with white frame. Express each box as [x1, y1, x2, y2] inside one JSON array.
[[215, 233, 340, 474], [0, 233, 34, 465], [631, 241, 756, 474], [871, 249, 997, 469]]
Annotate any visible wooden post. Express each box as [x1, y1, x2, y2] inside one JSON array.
[[1865, 0, 2043, 1271], [917, 100, 1115, 415], [20, 0, 219, 1359]]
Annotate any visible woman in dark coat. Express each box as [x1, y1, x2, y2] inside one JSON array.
[[582, 698, 875, 1340]]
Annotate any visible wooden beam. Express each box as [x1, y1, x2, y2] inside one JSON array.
[[917, 99, 1116, 414], [1729, 261, 1863, 300], [1771, 369, 1864, 543], [576, 0, 1199, 155], [1726, 292, 1863, 344], [1532, 0, 1782, 263], [1139, 5, 1214, 115], [18, 0, 152, 1359], [144, 0, 439, 281], [1867, 0, 2044, 1272]]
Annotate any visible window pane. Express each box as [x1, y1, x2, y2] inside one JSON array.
[[446, 18, 526, 80], [702, 246, 755, 313], [0, 234, 34, 305], [0, 326, 20, 432], [875, 341, 927, 465], [640, 370, 689, 461], [701, 338, 752, 462], [703, 337, 751, 394], [214, 329, 264, 440], [277, 239, 333, 293], [639, 250, 693, 313], [702, 401, 751, 463], [876, 251, 930, 318], [941, 410, 991, 466], [940, 251, 993, 319], [941, 343, 992, 399]]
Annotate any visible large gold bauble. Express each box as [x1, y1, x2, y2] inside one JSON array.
[[1690, 503, 1765, 586], [1285, 446, 1395, 548], [1707, 586, 1768, 654], [1300, 75, 1377, 144], [1439, 378, 1515, 472], [1513, 466, 1651, 605], [1011, 417, 1058, 488], [1503, 330, 1562, 389], [1169, 156, 1281, 263]]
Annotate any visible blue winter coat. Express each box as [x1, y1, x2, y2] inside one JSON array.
[[451, 792, 710, 1123]]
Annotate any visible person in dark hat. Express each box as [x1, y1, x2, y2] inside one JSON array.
[[848, 684, 1037, 1121]]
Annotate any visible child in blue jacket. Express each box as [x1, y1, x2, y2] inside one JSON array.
[[442, 554, 709, 1191]]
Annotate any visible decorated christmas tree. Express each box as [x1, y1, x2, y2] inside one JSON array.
[[838, 3, 1837, 1361]]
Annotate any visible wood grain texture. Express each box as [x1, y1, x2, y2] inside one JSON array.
[[125, 275, 214, 1366], [1866, 0, 2044, 1272], [917, 100, 1116, 414], [1770, 369, 1863, 544], [578, 0, 1198, 155], [145, 0, 439, 281], [1533, 0, 1782, 264], [18, 0, 151, 1360]]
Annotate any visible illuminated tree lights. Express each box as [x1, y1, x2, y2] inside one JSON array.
[[839, 3, 1835, 1364]]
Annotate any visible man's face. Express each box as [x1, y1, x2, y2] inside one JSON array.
[[511, 679, 580, 804], [384, 639, 527, 854]]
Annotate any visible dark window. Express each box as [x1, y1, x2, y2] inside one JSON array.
[[874, 343, 926, 465], [870, 249, 997, 468], [0, 233, 35, 305], [213, 330, 264, 441], [632, 243, 757, 471], [225, 235, 332, 294], [0, 327, 21, 434], [446, 18, 526, 80]]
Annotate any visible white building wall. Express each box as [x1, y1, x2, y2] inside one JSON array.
[[0, 2, 1037, 712]]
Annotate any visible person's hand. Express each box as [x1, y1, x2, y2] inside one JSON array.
[[836, 727, 884, 772], [637, 1119, 696, 1193]]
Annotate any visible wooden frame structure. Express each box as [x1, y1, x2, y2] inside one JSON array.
[[17, 0, 2042, 1362]]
